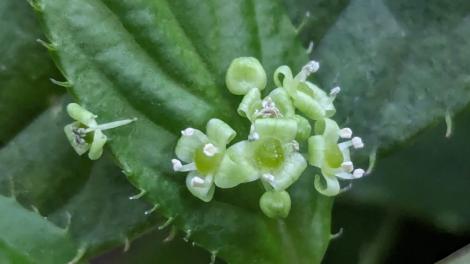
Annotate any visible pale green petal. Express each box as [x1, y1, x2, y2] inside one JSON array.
[[237, 88, 262, 121], [88, 129, 107, 160], [206, 118, 236, 147], [259, 190, 291, 218], [314, 174, 340, 196], [294, 115, 311, 141], [175, 129, 209, 163], [214, 141, 259, 188], [324, 143, 343, 168], [308, 135, 325, 167], [64, 122, 90, 155], [273, 65, 293, 88], [292, 91, 326, 121], [268, 88, 295, 117], [225, 57, 267, 95], [270, 152, 307, 191], [302, 82, 336, 117], [254, 118, 297, 142], [66, 103, 97, 127], [186, 172, 215, 202], [314, 118, 340, 143]]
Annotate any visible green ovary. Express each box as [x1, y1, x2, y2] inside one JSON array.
[[254, 137, 285, 170], [194, 147, 222, 175]]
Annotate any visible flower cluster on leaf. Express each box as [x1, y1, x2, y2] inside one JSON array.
[[172, 57, 366, 218]]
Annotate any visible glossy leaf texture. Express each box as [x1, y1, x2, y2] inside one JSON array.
[[0, 0, 63, 145], [310, 0, 470, 151], [36, 0, 332, 262], [0, 98, 157, 263]]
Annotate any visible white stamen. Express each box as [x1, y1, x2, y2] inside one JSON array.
[[181, 128, 195, 136], [352, 137, 364, 149], [85, 118, 137, 132], [339, 128, 353, 139], [302, 60, 320, 75], [330, 86, 341, 96], [262, 173, 275, 183], [190, 176, 205, 187], [171, 159, 182, 171], [341, 161, 354, 173], [203, 143, 218, 157], [353, 168, 365, 178]]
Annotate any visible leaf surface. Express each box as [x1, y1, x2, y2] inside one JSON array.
[[37, 0, 333, 262]]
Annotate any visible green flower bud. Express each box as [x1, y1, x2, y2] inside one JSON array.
[[259, 190, 291, 218], [226, 57, 267, 95]]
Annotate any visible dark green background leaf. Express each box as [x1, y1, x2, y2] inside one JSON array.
[[0, 0, 63, 146]]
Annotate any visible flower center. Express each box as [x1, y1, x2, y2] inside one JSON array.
[[254, 137, 285, 170], [194, 147, 222, 175]]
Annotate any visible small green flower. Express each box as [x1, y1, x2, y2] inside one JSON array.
[[215, 118, 307, 192], [171, 56, 367, 217], [172, 119, 258, 202], [308, 118, 365, 196], [237, 84, 311, 141], [64, 103, 136, 160], [259, 190, 291, 219], [225, 57, 267, 95], [273, 61, 338, 121]]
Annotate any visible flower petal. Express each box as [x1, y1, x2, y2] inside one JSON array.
[[294, 115, 311, 141], [186, 172, 215, 202], [268, 88, 295, 117], [214, 141, 259, 188], [270, 152, 307, 191], [237, 88, 262, 121], [314, 174, 340, 196], [66, 103, 97, 127], [254, 118, 297, 142], [308, 135, 325, 168], [314, 118, 340, 143], [88, 129, 107, 160], [206, 119, 236, 147], [292, 91, 326, 121], [175, 129, 209, 163], [273, 65, 293, 89]]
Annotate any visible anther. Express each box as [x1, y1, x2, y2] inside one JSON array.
[[172, 159, 183, 171], [262, 173, 275, 183], [190, 176, 205, 187], [353, 168, 365, 178], [181, 128, 195, 136], [351, 137, 364, 149], [330, 86, 341, 96], [339, 127, 352, 139], [203, 143, 218, 157], [341, 161, 354, 173], [302, 60, 320, 75]]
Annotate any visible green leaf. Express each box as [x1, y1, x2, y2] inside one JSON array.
[[307, 0, 470, 151], [284, 0, 470, 232], [93, 227, 223, 264], [346, 106, 470, 232], [0, 195, 77, 264], [0, 0, 63, 145], [36, 0, 332, 262], [0, 99, 156, 262]]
